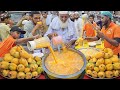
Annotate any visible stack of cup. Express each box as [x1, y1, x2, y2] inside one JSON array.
[[52, 36, 63, 46], [52, 36, 63, 52]]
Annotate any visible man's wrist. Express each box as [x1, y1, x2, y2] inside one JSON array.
[[102, 35, 106, 39], [48, 34, 52, 39]]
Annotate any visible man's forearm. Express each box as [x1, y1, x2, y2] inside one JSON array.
[[47, 34, 52, 39], [104, 35, 119, 47], [15, 37, 35, 45], [16, 19, 23, 27], [31, 24, 40, 36], [70, 40, 76, 45], [85, 37, 99, 41], [31, 29, 36, 36]]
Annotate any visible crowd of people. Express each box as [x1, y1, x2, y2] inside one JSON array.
[[0, 11, 120, 57]]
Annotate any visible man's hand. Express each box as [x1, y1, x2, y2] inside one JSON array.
[[15, 35, 41, 45], [21, 15, 28, 21], [65, 42, 72, 48], [33, 34, 41, 39], [84, 37, 92, 40], [97, 30, 105, 39], [51, 32, 58, 37], [95, 26, 101, 31], [48, 32, 58, 39], [84, 36, 99, 41], [32, 22, 43, 36], [65, 40, 75, 48], [34, 23, 43, 30]]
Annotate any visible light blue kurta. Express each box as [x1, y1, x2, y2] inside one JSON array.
[[44, 17, 77, 49]]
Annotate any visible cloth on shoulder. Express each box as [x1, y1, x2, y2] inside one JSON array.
[[0, 35, 16, 57]]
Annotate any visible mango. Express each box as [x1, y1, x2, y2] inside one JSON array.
[[17, 64, 25, 72], [9, 63, 17, 71], [17, 72, 25, 79]]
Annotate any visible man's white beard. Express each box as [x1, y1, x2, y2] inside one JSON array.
[[58, 18, 68, 29]]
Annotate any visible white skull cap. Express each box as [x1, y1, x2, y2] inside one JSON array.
[[82, 14, 88, 19], [69, 12, 74, 15], [59, 11, 69, 14], [74, 11, 79, 14], [82, 11, 85, 13]]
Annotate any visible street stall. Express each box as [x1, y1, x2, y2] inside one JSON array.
[[0, 11, 120, 79], [0, 35, 120, 79], [0, 36, 87, 79]]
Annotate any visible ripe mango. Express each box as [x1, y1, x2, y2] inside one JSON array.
[[91, 71, 98, 78], [13, 52, 20, 58], [24, 68, 30, 73], [3, 55, 13, 62], [9, 63, 17, 71], [2, 70, 10, 77], [11, 58, 19, 65], [86, 63, 94, 70], [0, 61, 9, 69], [17, 64, 25, 72], [17, 72, 25, 79], [32, 71, 38, 78], [95, 51, 105, 59], [110, 55, 119, 63], [104, 59, 112, 65], [37, 67, 43, 74], [98, 71, 105, 78], [105, 71, 113, 78], [113, 63, 120, 70], [20, 50, 30, 59], [86, 70, 92, 75], [106, 64, 113, 71], [94, 67, 99, 72], [19, 58, 28, 67], [113, 70, 119, 77], [8, 71, 17, 79], [99, 64, 106, 72], [34, 56, 41, 62], [25, 72, 32, 79]]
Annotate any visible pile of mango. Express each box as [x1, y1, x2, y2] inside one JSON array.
[[86, 48, 120, 79], [0, 45, 43, 79]]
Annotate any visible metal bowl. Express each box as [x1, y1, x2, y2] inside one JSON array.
[[86, 74, 120, 79], [42, 48, 87, 79], [79, 47, 100, 52], [78, 47, 100, 57]]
